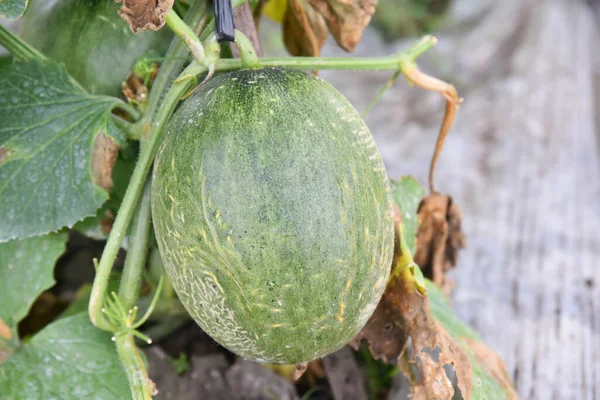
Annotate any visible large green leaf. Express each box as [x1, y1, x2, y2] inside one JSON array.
[[427, 280, 514, 399], [390, 176, 425, 254], [0, 0, 28, 20], [0, 233, 67, 341], [0, 313, 130, 399], [0, 60, 124, 242]]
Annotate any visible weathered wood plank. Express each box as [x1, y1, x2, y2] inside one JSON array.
[[322, 0, 600, 398]]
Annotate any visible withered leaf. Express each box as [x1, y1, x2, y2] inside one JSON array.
[[414, 193, 465, 294], [309, 0, 377, 51], [351, 187, 515, 399], [283, 0, 329, 57], [91, 133, 121, 192], [463, 338, 518, 400], [352, 214, 471, 399], [116, 0, 174, 33], [277, 0, 376, 56]]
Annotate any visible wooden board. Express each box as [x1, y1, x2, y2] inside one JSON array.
[[321, 0, 600, 398]]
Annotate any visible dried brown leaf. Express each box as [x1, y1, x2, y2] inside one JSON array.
[[388, 279, 471, 399], [283, 0, 329, 56], [414, 194, 465, 294], [122, 74, 149, 105], [352, 211, 471, 400], [309, 0, 377, 51], [91, 133, 120, 191], [463, 338, 519, 400], [116, 0, 174, 33], [122, 62, 158, 105]]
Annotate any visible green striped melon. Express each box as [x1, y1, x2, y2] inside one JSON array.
[[151, 67, 394, 364]]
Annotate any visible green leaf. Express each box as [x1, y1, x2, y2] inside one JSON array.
[[426, 280, 513, 399], [390, 176, 425, 254], [0, 233, 67, 337], [0, 313, 130, 399], [0, 60, 124, 242], [0, 0, 28, 20]]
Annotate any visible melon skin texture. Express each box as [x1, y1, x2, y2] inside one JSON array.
[[152, 67, 394, 364], [22, 0, 172, 97]]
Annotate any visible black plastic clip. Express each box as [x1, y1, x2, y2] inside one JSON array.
[[213, 0, 236, 42]]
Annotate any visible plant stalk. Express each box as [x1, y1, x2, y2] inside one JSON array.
[[210, 40, 436, 72], [165, 9, 206, 66], [115, 334, 154, 400], [0, 24, 46, 61], [143, 0, 209, 122], [114, 102, 143, 121], [117, 177, 153, 311], [89, 62, 205, 330]]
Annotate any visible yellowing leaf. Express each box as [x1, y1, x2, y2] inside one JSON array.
[[263, 0, 288, 22], [283, 0, 329, 57], [267, 0, 377, 56], [310, 0, 377, 51]]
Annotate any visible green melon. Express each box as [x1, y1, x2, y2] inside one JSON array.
[[151, 67, 394, 364], [21, 0, 172, 97]]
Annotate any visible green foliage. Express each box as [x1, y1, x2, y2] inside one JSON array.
[[0, 0, 28, 20], [0, 313, 130, 399], [0, 233, 67, 346], [358, 345, 398, 398], [169, 352, 190, 375], [0, 60, 124, 241], [21, 0, 172, 96], [390, 176, 426, 254]]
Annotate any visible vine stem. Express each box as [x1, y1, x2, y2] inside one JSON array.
[[88, 0, 209, 331], [141, 0, 209, 123], [114, 102, 143, 121], [142, 0, 250, 123], [209, 40, 435, 72], [115, 334, 155, 400], [0, 24, 45, 61], [165, 9, 206, 66], [117, 177, 153, 311], [88, 62, 205, 330], [233, 30, 260, 69]]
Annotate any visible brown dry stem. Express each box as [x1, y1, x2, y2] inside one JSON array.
[[402, 65, 462, 193]]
